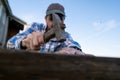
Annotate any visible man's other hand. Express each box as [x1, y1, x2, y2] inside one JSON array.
[[55, 47, 94, 56], [55, 47, 85, 55]]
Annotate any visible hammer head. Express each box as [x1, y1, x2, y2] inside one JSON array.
[[44, 13, 66, 42], [52, 13, 66, 42]]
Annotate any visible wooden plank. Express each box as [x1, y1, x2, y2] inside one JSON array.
[[0, 48, 120, 80]]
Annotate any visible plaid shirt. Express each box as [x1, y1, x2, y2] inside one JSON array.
[[7, 22, 82, 52]]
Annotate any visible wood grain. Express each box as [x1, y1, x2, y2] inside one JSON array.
[[0, 48, 120, 80]]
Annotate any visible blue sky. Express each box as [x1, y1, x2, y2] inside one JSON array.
[[8, 0, 120, 57]]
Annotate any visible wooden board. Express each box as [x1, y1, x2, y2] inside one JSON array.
[[0, 48, 120, 80]]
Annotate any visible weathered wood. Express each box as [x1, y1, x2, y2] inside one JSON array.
[[0, 48, 120, 80]]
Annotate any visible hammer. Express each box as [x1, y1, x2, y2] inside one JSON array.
[[44, 13, 66, 42]]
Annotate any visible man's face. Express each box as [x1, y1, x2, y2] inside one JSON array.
[[45, 14, 65, 30]]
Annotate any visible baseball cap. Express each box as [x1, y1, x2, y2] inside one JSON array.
[[46, 3, 65, 16]]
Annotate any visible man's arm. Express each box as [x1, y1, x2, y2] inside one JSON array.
[[7, 23, 45, 49], [65, 32, 82, 50], [56, 32, 94, 56], [56, 32, 85, 55]]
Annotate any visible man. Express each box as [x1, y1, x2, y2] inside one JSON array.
[[7, 3, 85, 55]]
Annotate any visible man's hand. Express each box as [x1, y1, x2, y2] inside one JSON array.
[[22, 32, 44, 50], [55, 47, 85, 55]]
